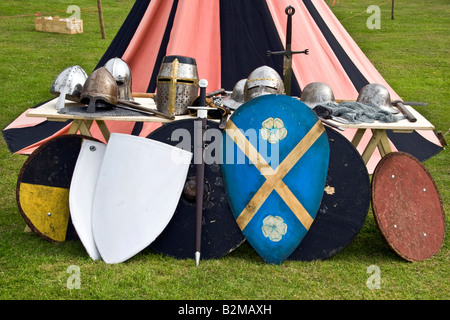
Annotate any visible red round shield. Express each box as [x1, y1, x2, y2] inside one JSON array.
[[371, 152, 445, 261]]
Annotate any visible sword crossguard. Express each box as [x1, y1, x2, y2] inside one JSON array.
[[267, 49, 309, 57]]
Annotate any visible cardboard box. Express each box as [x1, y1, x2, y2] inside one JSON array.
[[35, 16, 83, 35]]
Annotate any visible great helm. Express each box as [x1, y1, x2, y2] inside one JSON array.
[[243, 66, 284, 102], [80, 67, 118, 113], [50, 65, 88, 102], [156, 55, 199, 116], [103, 57, 134, 101], [300, 82, 336, 109], [357, 83, 399, 114], [223, 79, 246, 110]]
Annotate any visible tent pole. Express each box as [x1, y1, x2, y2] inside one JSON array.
[[97, 0, 106, 39], [391, 0, 395, 20]]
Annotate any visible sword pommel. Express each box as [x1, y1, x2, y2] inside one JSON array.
[[285, 6, 295, 16]]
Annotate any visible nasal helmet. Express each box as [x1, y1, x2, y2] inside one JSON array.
[[50, 65, 88, 102], [80, 67, 118, 113], [103, 57, 134, 101]]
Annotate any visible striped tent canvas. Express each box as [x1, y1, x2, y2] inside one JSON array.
[[2, 0, 442, 171]]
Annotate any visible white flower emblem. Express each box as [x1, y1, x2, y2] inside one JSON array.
[[261, 215, 287, 242], [260, 117, 288, 144]]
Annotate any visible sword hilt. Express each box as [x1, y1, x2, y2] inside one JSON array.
[[285, 6, 295, 46]]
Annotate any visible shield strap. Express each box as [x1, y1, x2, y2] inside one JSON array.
[[225, 119, 324, 231]]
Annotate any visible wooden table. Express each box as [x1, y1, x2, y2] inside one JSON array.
[[323, 104, 435, 164], [27, 98, 435, 165], [26, 97, 193, 141]]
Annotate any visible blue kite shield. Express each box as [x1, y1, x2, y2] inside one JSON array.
[[221, 94, 329, 264]]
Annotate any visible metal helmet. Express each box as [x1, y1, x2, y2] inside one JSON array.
[[243, 66, 284, 102], [357, 83, 399, 114], [156, 55, 199, 116], [80, 67, 118, 113], [103, 57, 134, 101], [50, 65, 88, 102], [300, 82, 336, 109], [223, 79, 246, 110]]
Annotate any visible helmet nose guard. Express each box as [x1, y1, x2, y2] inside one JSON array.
[[51, 65, 88, 110], [80, 67, 118, 113]]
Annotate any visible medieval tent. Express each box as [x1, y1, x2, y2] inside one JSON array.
[[2, 0, 442, 171]]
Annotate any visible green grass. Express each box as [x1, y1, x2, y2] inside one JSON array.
[[0, 0, 448, 300]]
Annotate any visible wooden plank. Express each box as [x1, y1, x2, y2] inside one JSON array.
[[67, 120, 82, 134], [26, 98, 191, 123], [96, 120, 110, 141], [376, 130, 393, 157], [351, 128, 366, 148], [361, 129, 385, 164]]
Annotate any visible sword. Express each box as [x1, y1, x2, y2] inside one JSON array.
[[267, 6, 309, 96], [189, 79, 211, 266]]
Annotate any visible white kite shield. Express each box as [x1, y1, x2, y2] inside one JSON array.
[[91, 133, 192, 264], [69, 139, 106, 261]]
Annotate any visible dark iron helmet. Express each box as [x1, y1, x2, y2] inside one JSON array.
[[80, 67, 118, 113]]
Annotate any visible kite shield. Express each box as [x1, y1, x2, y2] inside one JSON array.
[[91, 133, 192, 264], [371, 152, 445, 261], [221, 94, 329, 264], [69, 139, 106, 260]]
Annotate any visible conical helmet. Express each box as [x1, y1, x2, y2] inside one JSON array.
[[103, 57, 134, 101], [244, 66, 284, 102], [300, 82, 336, 109], [80, 67, 118, 113], [357, 83, 399, 114], [223, 79, 246, 110], [50, 65, 88, 102]]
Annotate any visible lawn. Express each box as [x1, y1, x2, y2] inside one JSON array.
[[0, 0, 448, 302]]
